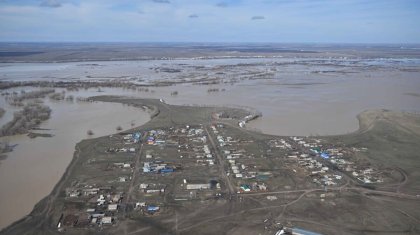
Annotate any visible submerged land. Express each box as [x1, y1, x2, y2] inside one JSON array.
[[1, 96, 419, 235]]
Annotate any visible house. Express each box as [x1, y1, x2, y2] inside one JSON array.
[[321, 152, 330, 159], [135, 202, 146, 209], [112, 194, 122, 202], [147, 205, 160, 213], [82, 188, 99, 196], [147, 136, 155, 145], [145, 189, 163, 194], [91, 213, 105, 218], [119, 177, 127, 182], [240, 184, 251, 192], [97, 195, 106, 205], [101, 216, 112, 225], [160, 167, 174, 173], [133, 132, 141, 141], [69, 191, 80, 197], [256, 183, 267, 191], [155, 140, 165, 145], [108, 204, 118, 211]]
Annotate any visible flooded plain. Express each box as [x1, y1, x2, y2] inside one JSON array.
[[2, 58, 420, 136], [1, 57, 420, 229], [0, 96, 150, 229]]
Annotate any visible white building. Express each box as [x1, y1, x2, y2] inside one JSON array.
[[186, 184, 210, 190], [101, 216, 112, 224], [108, 204, 118, 211]]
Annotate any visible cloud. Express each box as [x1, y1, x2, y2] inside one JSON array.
[[40, 0, 62, 8], [216, 2, 228, 8], [152, 0, 170, 3], [251, 15, 265, 20], [189, 14, 198, 18]]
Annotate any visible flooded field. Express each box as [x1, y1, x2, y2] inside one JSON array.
[[0, 57, 420, 229], [2, 58, 420, 136], [0, 96, 150, 229]]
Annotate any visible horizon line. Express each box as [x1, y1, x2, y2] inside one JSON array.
[[1, 41, 420, 45]]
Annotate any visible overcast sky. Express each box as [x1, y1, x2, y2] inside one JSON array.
[[0, 0, 419, 43]]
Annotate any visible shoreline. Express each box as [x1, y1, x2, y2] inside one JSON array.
[[0, 98, 152, 230], [0, 98, 157, 233]]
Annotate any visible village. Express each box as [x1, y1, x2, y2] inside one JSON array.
[[55, 114, 389, 234]]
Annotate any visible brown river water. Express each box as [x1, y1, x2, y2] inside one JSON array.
[[0, 94, 150, 229], [0, 58, 420, 229]]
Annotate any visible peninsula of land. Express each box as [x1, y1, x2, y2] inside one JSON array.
[[1, 96, 419, 235]]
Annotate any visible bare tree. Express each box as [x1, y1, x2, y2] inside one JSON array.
[[0, 103, 51, 137]]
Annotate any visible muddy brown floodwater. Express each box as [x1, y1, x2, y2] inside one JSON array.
[[0, 98, 150, 229], [52, 71, 420, 136], [2, 58, 420, 136]]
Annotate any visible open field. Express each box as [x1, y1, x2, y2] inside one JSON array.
[[1, 96, 419, 235]]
